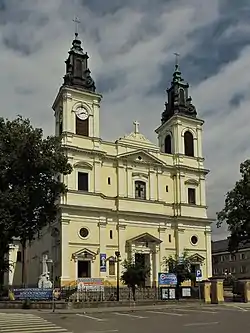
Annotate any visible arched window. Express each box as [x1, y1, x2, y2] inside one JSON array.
[[135, 181, 146, 200], [75, 59, 82, 77], [164, 135, 172, 154], [184, 131, 194, 157], [180, 88, 185, 105]]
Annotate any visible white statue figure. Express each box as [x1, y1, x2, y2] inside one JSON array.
[[38, 272, 52, 289]]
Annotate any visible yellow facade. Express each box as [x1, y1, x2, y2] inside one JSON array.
[[8, 36, 213, 288]]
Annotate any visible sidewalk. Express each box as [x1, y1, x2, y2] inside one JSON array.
[[0, 301, 202, 315]]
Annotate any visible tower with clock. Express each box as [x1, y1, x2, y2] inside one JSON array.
[[53, 31, 102, 140]]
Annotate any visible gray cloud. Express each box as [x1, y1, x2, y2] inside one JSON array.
[[0, 0, 249, 240]]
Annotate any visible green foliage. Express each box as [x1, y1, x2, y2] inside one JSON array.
[[0, 116, 72, 282], [217, 160, 250, 251], [164, 251, 194, 285], [121, 259, 150, 301]]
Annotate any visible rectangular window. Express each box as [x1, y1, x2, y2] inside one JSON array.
[[188, 188, 196, 204], [109, 259, 115, 276], [240, 253, 247, 260], [76, 117, 89, 136], [108, 177, 111, 185], [17, 251, 22, 262], [169, 234, 171, 243], [78, 172, 88, 191], [110, 230, 113, 239], [166, 185, 168, 192], [230, 254, 236, 261], [135, 181, 146, 200], [240, 266, 247, 274]]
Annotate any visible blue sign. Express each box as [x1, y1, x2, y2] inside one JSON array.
[[196, 269, 202, 281], [100, 253, 106, 272], [158, 273, 177, 286], [13, 288, 53, 300]]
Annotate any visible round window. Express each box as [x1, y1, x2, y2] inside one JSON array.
[[191, 235, 198, 245], [79, 227, 89, 238]]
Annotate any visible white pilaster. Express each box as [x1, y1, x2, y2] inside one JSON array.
[[94, 159, 101, 193], [205, 229, 212, 279], [98, 217, 107, 278], [61, 218, 70, 280], [149, 170, 156, 200]]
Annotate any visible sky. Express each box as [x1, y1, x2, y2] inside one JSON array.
[[0, 0, 250, 240]]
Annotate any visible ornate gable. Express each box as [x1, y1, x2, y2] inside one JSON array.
[[117, 149, 166, 167], [72, 248, 97, 261], [116, 121, 158, 150]]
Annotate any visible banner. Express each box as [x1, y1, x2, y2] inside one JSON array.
[[77, 278, 104, 292], [13, 288, 53, 300], [158, 273, 177, 286], [100, 253, 106, 272]]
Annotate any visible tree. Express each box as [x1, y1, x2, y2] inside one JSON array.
[[0, 116, 72, 285], [164, 251, 194, 299], [121, 259, 150, 301], [217, 160, 250, 252]]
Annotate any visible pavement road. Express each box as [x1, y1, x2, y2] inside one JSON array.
[[1, 304, 250, 333]]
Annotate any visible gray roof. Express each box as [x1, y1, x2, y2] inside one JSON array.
[[212, 238, 250, 254]]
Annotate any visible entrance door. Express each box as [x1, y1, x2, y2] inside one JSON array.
[[135, 253, 151, 286], [78, 260, 91, 278]]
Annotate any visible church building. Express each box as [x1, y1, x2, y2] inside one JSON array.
[[25, 32, 212, 287]]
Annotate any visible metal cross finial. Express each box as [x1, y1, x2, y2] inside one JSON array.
[[174, 52, 180, 67], [133, 121, 140, 134], [73, 16, 81, 37]]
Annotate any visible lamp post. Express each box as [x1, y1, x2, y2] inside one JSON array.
[[115, 251, 121, 302], [46, 259, 55, 313]]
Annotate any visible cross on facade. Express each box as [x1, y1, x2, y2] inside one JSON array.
[[174, 52, 180, 67], [73, 16, 81, 37], [133, 121, 140, 134]]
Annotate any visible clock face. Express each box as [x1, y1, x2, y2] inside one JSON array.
[[76, 107, 89, 121]]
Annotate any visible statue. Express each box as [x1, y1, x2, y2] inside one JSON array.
[[38, 272, 52, 289], [38, 254, 52, 289]]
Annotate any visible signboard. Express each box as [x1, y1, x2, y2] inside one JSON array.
[[100, 253, 106, 272], [77, 278, 104, 292], [13, 288, 53, 300], [196, 269, 202, 282], [182, 287, 191, 297], [158, 273, 177, 286]]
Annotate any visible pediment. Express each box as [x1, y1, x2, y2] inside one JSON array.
[[127, 232, 162, 244], [117, 150, 166, 167], [72, 248, 97, 260], [73, 161, 93, 169], [188, 253, 205, 263], [184, 179, 199, 186]]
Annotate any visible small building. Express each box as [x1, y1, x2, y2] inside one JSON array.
[[212, 239, 250, 279]]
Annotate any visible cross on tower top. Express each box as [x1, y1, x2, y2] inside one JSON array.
[[174, 52, 180, 68], [73, 16, 81, 38], [133, 121, 140, 134]]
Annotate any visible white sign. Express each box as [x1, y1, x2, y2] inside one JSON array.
[[196, 269, 202, 282]]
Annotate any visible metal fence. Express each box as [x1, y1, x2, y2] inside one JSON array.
[[1, 285, 200, 302]]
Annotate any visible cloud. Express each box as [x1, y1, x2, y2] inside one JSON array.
[[0, 0, 250, 240]]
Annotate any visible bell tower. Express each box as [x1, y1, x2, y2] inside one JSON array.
[[52, 29, 102, 139], [155, 59, 203, 159]]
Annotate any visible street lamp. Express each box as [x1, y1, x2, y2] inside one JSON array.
[[115, 251, 121, 302], [46, 259, 55, 313]]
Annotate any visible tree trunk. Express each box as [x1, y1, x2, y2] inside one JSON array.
[[21, 242, 27, 287]]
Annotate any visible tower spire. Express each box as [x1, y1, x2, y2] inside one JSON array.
[[161, 55, 197, 123], [63, 18, 96, 93]]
